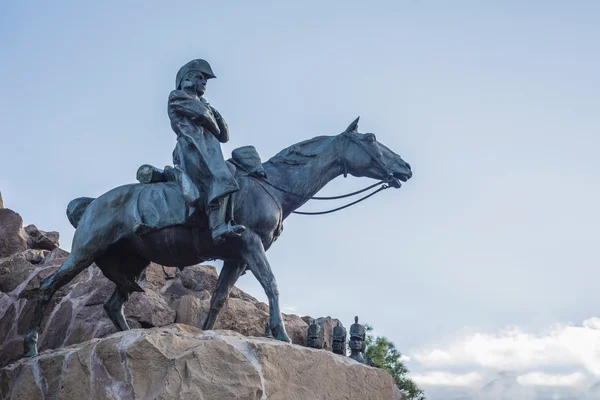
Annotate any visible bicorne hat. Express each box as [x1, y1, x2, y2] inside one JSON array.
[[176, 59, 216, 89]]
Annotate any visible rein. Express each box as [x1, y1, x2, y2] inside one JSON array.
[[261, 179, 384, 200], [260, 178, 391, 216], [291, 184, 390, 215]]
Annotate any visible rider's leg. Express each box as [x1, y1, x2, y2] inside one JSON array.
[[173, 167, 201, 217]]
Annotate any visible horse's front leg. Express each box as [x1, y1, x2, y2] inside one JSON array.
[[203, 261, 246, 330], [241, 232, 291, 342]]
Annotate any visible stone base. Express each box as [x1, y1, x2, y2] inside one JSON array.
[[0, 324, 403, 400]]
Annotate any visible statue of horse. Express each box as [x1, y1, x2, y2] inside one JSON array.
[[23, 118, 412, 357]]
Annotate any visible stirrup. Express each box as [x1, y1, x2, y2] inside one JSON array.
[[211, 221, 246, 244]]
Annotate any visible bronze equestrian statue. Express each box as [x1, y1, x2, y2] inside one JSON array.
[[23, 59, 413, 358]]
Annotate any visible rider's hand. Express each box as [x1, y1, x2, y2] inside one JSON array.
[[210, 106, 222, 120]]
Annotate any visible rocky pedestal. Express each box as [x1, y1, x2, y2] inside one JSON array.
[[0, 325, 403, 400]]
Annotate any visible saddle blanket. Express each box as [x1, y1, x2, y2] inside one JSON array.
[[131, 181, 189, 234]]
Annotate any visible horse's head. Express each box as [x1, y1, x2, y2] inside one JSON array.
[[340, 117, 412, 188]]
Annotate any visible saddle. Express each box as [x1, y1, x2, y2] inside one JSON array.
[[131, 146, 265, 234]]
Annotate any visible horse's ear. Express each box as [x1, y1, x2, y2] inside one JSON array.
[[345, 116, 360, 133]]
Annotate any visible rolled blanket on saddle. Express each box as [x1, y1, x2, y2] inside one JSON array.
[[228, 145, 266, 178], [136, 165, 178, 184]]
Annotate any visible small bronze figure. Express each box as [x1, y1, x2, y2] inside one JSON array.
[[265, 321, 273, 338], [332, 321, 347, 356], [307, 319, 324, 349], [348, 316, 374, 366]]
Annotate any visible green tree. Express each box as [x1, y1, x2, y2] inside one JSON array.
[[364, 324, 425, 400]]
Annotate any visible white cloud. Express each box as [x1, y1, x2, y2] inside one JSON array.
[[517, 372, 586, 387], [417, 371, 589, 400], [584, 317, 600, 330], [412, 371, 483, 387], [406, 318, 600, 399], [411, 317, 600, 376]]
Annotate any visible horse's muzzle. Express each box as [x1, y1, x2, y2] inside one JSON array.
[[387, 175, 403, 188]]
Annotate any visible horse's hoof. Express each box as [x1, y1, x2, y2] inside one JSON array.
[[277, 334, 292, 343], [23, 337, 38, 358], [273, 329, 292, 343], [24, 349, 38, 358]]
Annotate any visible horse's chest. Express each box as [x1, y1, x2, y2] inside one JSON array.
[[236, 184, 283, 247]]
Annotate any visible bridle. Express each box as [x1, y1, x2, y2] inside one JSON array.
[[341, 131, 397, 181], [259, 132, 401, 215]]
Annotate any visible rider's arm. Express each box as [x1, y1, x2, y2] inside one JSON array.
[[168, 90, 221, 135], [168, 90, 205, 118]]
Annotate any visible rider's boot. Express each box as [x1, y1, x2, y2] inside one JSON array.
[[208, 198, 245, 244]]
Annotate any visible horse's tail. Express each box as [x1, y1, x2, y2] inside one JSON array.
[[66, 197, 95, 228]]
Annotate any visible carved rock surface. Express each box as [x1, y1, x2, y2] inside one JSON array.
[[0, 209, 28, 258], [0, 325, 404, 400], [24, 224, 60, 251]]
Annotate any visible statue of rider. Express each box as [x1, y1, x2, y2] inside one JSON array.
[[168, 59, 245, 244]]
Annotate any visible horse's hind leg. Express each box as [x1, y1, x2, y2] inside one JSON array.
[[96, 246, 149, 332], [104, 286, 131, 331], [203, 261, 246, 330], [24, 252, 94, 357]]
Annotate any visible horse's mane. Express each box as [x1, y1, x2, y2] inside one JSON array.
[[266, 135, 337, 166]]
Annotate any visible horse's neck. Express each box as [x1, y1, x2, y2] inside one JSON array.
[[263, 145, 343, 218]]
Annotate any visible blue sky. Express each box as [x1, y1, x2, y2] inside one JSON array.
[[1, 1, 599, 397]]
